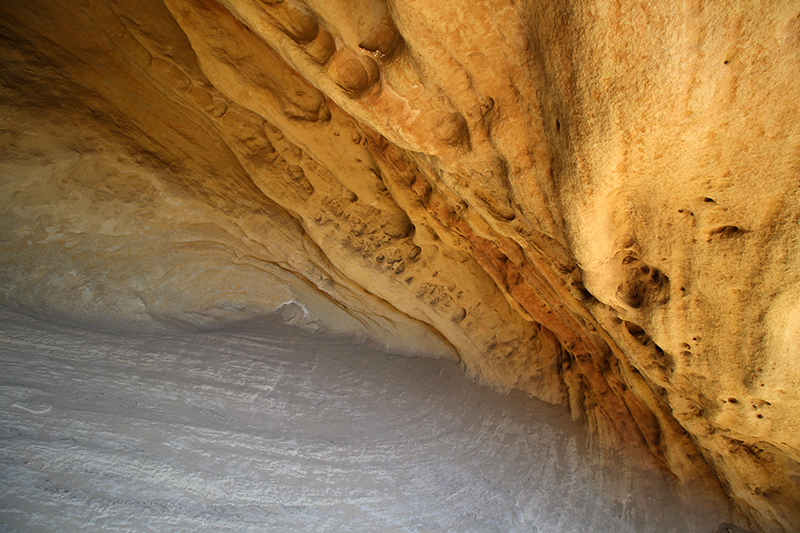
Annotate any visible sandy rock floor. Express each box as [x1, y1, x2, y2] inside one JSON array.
[[0, 308, 730, 532]]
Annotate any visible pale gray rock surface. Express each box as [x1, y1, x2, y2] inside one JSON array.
[[0, 308, 730, 532]]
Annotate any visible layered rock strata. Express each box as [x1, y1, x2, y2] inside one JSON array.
[[1, 1, 798, 531]]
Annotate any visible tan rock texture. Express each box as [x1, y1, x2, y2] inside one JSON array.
[[1, 1, 798, 530]]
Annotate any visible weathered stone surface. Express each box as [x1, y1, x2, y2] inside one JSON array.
[[1, 1, 798, 531]]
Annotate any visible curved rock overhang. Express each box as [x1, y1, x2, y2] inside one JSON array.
[[1, 1, 799, 531]]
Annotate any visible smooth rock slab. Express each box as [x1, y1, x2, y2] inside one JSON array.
[[0, 308, 729, 532]]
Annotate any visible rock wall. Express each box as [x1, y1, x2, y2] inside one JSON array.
[[1, 1, 798, 530]]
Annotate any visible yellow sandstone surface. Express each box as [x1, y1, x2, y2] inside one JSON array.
[[1, 1, 799, 531]]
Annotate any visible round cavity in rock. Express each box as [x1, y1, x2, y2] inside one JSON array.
[[305, 27, 336, 65], [432, 111, 470, 148], [327, 47, 380, 99], [287, 165, 305, 180], [451, 307, 467, 323], [382, 210, 413, 238], [279, 3, 319, 44], [359, 21, 403, 59], [330, 52, 372, 98]]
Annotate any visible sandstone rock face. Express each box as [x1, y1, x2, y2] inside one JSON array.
[[1, 1, 798, 531]]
